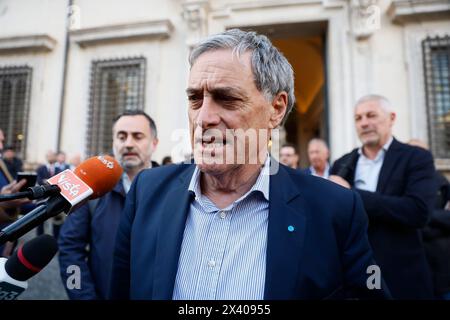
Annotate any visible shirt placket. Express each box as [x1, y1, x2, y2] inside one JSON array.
[[197, 208, 232, 300]]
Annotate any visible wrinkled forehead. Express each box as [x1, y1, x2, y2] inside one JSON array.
[[189, 49, 253, 80], [191, 47, 253, 68]]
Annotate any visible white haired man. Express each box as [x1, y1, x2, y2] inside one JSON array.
[[110, 30, 389, 300], [330, 94, 436, 299]]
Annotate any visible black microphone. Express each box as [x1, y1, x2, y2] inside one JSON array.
[[0, 155, 123, 245], [0, 195, 71, 245], [0, 234, 58, 300]]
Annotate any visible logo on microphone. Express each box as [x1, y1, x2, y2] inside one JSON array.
[[97, 156, 115, 169], [47, 170, 93, 207], [57, 173, 82, 197]]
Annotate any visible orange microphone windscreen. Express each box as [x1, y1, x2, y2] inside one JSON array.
[[74, 155, 123, 199]]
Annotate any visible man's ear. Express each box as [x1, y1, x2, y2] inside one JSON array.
[[153, 138, 159, 149], [269, 91, 288, 129], [390, 112, 396, 122], [389, 112, 396, 128]]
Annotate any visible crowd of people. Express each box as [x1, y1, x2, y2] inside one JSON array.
[[0, 28, 449, 300]]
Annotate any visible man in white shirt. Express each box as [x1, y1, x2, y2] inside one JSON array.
[[305, 138, 330, 179], [330, 94, 436, 299]]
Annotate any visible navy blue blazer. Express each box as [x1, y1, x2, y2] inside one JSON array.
[[58, 180, 126, 299], [110, 162, 389, 300], [331, 138, 436, 299]]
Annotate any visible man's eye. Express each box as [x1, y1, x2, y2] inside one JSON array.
[[188, 95, 202, 101], [217, 94, 241, 103], [218, 95, 235, 101], [188, 96, 203, 109]]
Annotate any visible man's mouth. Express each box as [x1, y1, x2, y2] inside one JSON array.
[[202, 139, 227, 149], [196, 135, 228, 148], [123, 152, 138, 157]]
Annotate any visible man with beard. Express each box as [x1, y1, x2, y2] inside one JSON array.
[[110, 29, 389, 300], [330, 95, 436, 299], [58, 109, 158, 299]]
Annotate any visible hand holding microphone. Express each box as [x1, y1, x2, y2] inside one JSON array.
[[0, 155, 123, 245], [0, 180, 32, 208]]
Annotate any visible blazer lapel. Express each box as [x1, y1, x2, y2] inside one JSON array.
[[152, 165, 195, 299], [376, 138, 402, 193], [264, 164, 307, 299]]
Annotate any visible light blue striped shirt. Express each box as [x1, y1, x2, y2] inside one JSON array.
[[172, 157, 270, 300]]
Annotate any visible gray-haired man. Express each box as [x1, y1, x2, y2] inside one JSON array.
[[330, 94, 435, 299], [110, 29, 389, 300]]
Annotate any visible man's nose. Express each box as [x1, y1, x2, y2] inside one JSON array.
[[124, 136, 136, 148], [359, 116, 369, 128], [196, 96, 221, 128]]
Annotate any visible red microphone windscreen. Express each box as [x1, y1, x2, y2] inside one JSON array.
[[74, 155, 123, 199]]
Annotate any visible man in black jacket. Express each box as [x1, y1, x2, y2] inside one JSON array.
[[330, 94, 436, 299], [58, 109, 159, 299]]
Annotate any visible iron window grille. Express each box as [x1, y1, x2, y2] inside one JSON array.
[[423, 35, 450, 159], [86, 57, 146, 157], [0, 66, 32, 159]]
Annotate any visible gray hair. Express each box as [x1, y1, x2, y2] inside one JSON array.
[[354, 94, 393, 113], [189, 28, 295, 125]]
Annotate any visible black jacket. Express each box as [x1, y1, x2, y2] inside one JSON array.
[[331, 138, 436, 299]]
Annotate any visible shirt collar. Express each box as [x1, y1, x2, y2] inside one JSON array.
[[310, 163, 330, 178], [358, 136, 394, 160], [122, 173, 132, 193], [188, 155, 271, 202]]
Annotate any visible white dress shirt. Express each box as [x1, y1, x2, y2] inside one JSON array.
[[310, 163, 330, 179], [354, 137, 393, 192]]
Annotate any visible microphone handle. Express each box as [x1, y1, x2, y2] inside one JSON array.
[[0, 195, 71, 245], [0, 191, 31, 202]]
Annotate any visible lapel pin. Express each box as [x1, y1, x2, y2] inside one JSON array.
[[288, 225, 295, 232]]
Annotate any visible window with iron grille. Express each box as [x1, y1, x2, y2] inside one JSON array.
[[0, 66, 32, 159], [423, 36, 450, 159], [86, 57, 146, 157]]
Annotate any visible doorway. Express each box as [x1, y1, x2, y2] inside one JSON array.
[[240, 22, 328, 168]]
